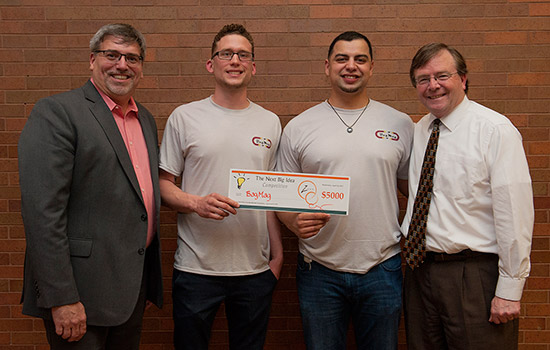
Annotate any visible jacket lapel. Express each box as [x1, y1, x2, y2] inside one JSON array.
[[82, 80, 144, 203]]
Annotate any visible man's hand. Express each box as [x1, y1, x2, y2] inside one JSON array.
[[277, 212, 330, 239], [269, 255, 283, 280], [51, 302, 87, 342], [489, 296, 520, 324], [194, 193, 239, 220], [159, 170, 238, 220]]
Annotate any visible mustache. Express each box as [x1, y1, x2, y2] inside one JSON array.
[[107, 69, 134, 77]]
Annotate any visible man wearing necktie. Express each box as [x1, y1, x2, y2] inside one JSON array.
[[401, 43, 533, 349]]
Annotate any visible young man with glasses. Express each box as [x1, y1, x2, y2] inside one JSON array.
[[401, 43, 533, 349], [276, 31, 413, 350], [158, 24, 282, 350], [18, 23, 163, 349]]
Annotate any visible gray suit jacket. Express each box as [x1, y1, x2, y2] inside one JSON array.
[[18, 80, 163, 326]]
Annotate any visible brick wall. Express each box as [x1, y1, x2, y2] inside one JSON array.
[[0, 1, 549, 349]]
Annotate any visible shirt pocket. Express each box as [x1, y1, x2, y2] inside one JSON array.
[[435, 154, 487, 199]]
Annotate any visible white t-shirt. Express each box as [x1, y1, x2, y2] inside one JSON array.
[[160, 97, 281, 276], [277, 100, 413, 273]]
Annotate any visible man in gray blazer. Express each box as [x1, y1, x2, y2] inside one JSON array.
[[18, 23, 163, 349]]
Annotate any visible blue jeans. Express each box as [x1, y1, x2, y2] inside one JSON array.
[[296, 253, 403, 350], [172, 268, 277, 350]]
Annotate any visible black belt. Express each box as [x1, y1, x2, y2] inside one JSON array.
[[425, 249, 493, 262]]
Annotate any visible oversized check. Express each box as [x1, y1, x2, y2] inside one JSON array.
[[228, 169, 350, 215]]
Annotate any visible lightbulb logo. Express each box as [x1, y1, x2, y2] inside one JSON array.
[[234, 173, 249, 189]]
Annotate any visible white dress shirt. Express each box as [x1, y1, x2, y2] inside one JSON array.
[[401, 96, 534, 300]]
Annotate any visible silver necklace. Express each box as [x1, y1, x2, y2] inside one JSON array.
[[327, 100, 368, 133]]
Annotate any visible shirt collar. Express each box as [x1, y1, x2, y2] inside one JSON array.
[[90, 78, 138, 117], [426, 96, 469, 133]]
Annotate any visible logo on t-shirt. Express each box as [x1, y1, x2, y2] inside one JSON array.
[[375, 130, 400, 141], [252, 137, 272, 149]]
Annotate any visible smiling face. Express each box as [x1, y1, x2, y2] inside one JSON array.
[[413, 50, 467, 118], [206, 34, 256, 91], [89, 35, 143, 105], [325, 39, 374, 97]]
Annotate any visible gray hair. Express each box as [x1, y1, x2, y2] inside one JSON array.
[[89, 23, 146, 59]]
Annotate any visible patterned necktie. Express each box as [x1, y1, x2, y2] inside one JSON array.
[[403, 119, 441, 269]]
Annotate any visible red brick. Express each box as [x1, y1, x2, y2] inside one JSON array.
[[47, 35, 90, 48], [506, 100, 549, 114], [518, 344, 548, 350], [530, 31, 550, 44], [533, 182, 549, 196], [510, 17, 550, 31], [530, 3, 550, 16], [354, 5, 398, 17], [527, 277, 550, 290], [531, 59, 550, 72], [484, 59, 530, 72], [509, 73, 550, 86], [530, 87, 550, 99], [523, 129, 550, 143], [485, 32, 529, 45], [3, 35, 47, 48], [486, 3, 530, 16], [0, 21, 66, 34], [533, 208, 549, 223], [530, 142, 550, 155], [530, 264, 550, 277], [11, 331, 48, 345], [1, 8, 45, 20], [290, 0, 330, 3], [525, 330, 550, 343], [522, 290, 548, 303], [310, 5, 352, 18], [3, 63, 50, 77]]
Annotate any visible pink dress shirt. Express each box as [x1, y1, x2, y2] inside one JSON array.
[[92, 80, 156, 247]]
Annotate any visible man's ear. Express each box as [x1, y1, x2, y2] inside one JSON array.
[[206, 59, 214, 73]]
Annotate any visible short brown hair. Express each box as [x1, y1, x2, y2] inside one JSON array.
[[211, 24, 254, 55], [410, 42, 469, 93]]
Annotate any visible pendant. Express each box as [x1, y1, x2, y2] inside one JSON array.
[[347, 127, 353, 133]]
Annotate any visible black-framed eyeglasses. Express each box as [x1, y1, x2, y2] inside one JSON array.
[[94, 50, 143, 66], [212, 50, 254, 62], [415, 72, 458, 86]]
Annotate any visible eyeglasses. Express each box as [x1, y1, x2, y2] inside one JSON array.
[[415, 72, 458, 86], [212, 50, 254, 61], [94, 50, 143, 66]]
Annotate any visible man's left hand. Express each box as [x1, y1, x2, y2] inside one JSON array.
[[489, 296, 520, 324]]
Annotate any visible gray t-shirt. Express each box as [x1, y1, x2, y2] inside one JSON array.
[[160, 97, 281, 276], [277, 100, 413, 273]]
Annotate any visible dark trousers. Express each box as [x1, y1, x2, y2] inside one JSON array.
[[404, 251, 519, 350], [43, 271, 147, 350], [172, 268, 277, 350]]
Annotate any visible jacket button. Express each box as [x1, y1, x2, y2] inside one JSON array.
[[141, 214, 147, 221], [138, 248, 145, 255]]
